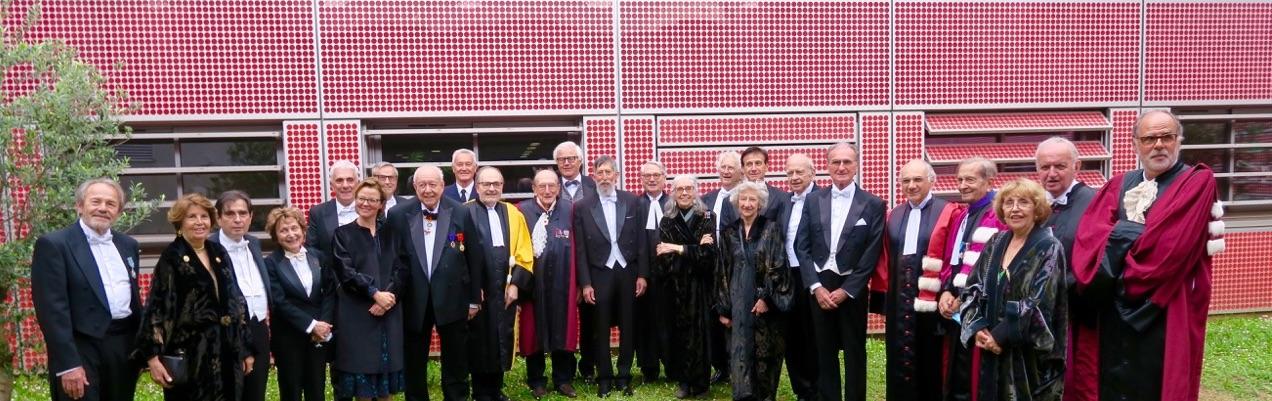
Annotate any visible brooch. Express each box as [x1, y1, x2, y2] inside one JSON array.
[[448, 233, 457, 249], [220, 316, 232, 326], [456, 232, 466, 252], [182, 255, 190, 263]]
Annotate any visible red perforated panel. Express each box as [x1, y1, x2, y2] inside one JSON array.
[[10, 0, 318, 117], [926, 141, 1110, 165], [933, 171, 1107, 194], [285, 122, 324, 215], [657, 114, 856, 146], [620, 2, 888, 111], [1146, 3, 1272, 103], [323, 121, 362, 200], [860, 113, 891, 204], [894, 113, 926, 202], [895, 2, 1139, 107], [318, 1, 615, 115], [925, 111, 1112, 133], [660, 146, 832, 179], [622, 117, 656, 192], [1111, 109, 1140, 175], [1211, 232, 1272, 312], [584, 117, 618, 179]]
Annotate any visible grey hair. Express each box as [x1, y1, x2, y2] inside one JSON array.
[[1035, 137, 1080, 162], [729, 180, 770, 213], [716, 151, 741, 169], [959, 157, 998, 180], [371, 161, 397, 174], [476, 166, 504, 182], [553, 141, 583, 159], [75, 178, 126, 209], [412, 164, 445, 183], [786, 153, 815, 173], [902, 159, 937, 182], [451, 148, 476, 163], [329, 160, 362, 180], [1133, 110, 1185, 141], [641, 160, 667, 176], [826, 141, 858, 160], [664, 175, 709, 216], [592, 155, 618, 173]]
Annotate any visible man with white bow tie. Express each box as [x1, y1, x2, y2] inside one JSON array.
[[1035, 137, 1096, 257], [33, 178, 143, 401], [794, 142, 885, 401], [779, 153, 820, 401], [307, 160, 361, 267], [209, 190, 274, 401]]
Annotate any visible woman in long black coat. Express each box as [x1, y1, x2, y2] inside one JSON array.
[[330, 179, 408, 401], [136, 193, 254, 401], [654, 176, 717, 399], [714, 181, 794, 401]]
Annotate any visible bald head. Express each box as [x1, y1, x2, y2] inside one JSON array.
[[899, 159, 936, 205], [533, 169, 561, 205], [476, 167, 505, 207], [785, 153, 815, 194]]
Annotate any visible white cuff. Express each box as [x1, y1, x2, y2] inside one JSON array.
[[809, 282, 824, 294], [305, 320, 318, 334], [469, 304, 480, 309], [56, 367, 81, 377]]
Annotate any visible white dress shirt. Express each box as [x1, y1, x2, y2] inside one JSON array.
[[646, 193, 664, 230], [283, 248, 322, 335], [336, 200, 357, 226], [220, 232, 268, 321], [811, 183, 856, 291], [562, 176, 583, 199], [1046, 180, 1080, 206], [79, 219, 132, 319], [422, 205, 439, 276], [903, 194, 933, 255], [712, 188, 733, 237], [457, 182, 474, 201], [602, 194, 628, 268], [487, 205, 506, 247], [785, 185, 814, 267]]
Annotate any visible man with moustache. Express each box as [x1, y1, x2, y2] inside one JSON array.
[[635, 160, 671, 383], [443, 149, 479, 203], [1069, 110, 1223, 401], [794, 142, 885, 401], [555, 141, 596, 202], [573, 156, 649, 397], [389, 165, 481, 401], [209, 191, 273, 401], [33, 178, 143, 401], [372, 162, 414, 214], [699, 150, 742, 384], [308, 160, 362, 264], [517, 169, 581, 398], [779, 153, 820, 401], [879, 160, 951, 401], [464, 166, 535, 401], [740, 146, 791, 220]]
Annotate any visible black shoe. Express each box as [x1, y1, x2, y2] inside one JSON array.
[[709, 370, 729, 384], [690, 387, 711, 398], [623, 386, 635, 396], [555, 383, 578, 398], [675, 384, 691, 399], [530, 385, 548, 399], [597, 382, 612, 398]]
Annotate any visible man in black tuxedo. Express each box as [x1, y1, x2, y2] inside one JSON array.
[[307, 160, 361, 262], [32, 178, 142, 401], [573, 156, 649, 397], [389, 165, 482, 401], [209, 190, 273, 401], [779, 153, 821, 401], [555, 141, 596, 202], [794, 142, 885, 401], [372, 161, 414, 215], [635, 160, 670, 383], [698, 150, 742, 383], [442, 149, 478, 203], [740, 146, 792, 220]]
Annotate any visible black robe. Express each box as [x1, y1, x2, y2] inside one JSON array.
[[135, 237, 251, 401], [959, 228, 1066, 401], [715, 216, 793, 401], [465, 202, 534, 373], [517, 198, 579, 354], [655, 208, 717, 390], [883, 197, 949, 401]]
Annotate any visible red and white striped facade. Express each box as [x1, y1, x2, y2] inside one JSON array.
[[6, 0, 1272, 370]]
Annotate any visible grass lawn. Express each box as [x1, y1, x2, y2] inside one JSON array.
[[15, 315, 1269, 400]]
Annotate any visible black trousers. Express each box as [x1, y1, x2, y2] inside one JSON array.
[[590, 265, 636, 386], [809, 276, 868, 401], [784, 274, 820, 400], [49, 318, 138, 401], [405, 300, 471, 401], [635, 273, 667, 380], [272, 327, 328, 401], [577, 303, 596, 378], [526, 350, 577, 388], [240, 318, 270, 401], [472, 372, 506, 401]]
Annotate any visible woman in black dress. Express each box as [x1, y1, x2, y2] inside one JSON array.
[[330, 179, 408, 401], [136, 193, 254, 401], [655, 175, 718, 399], [264, 207, 337, 401]]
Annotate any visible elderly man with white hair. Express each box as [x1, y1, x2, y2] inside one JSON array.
[[1034, 137, 1096, 256], [443, 149, 478, 203], [555, 141, 596, 202], [307, 160, 362, 262]]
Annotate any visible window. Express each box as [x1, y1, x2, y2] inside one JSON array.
[[1177, 107, 1272, 212], [365, 121, 583, 200], [112, 126, 286, 246]]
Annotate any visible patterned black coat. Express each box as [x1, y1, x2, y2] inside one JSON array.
[[654, 208, 716, 387], [714, 216, 793, 401]]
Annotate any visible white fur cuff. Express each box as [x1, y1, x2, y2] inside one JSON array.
[[914, 299, 938, 313], [972, 227, 998, 244], [953, 273, 969, 288], [1207, 238, 1226, 256], [1212, 201, 1225, 219], [922, 256, 943, 272], [918, 277, 942, 293], [963, 251, 981, 268], [1209, 220, 1225, 237]]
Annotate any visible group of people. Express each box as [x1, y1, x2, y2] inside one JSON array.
[[31, 110, 1223, 401]]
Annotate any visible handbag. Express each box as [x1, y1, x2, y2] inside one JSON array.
[[159, 349, 189, 387]]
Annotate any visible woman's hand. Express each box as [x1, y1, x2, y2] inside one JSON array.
[[975, 329, 1002, 354], [939, 292, 960, 319], [372, 291, 396, 310], [718, 315, 732, 328], [655, 243, 683, 256], [700, 234, 714, 246], [146, 356, 173, 388]]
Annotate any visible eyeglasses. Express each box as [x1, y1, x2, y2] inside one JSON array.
[[373, 174, 397, 181], [1136, 133, 1178, 146], [477, 181, 503, 188], [1002, 199, 1035, 210], [356, 197, 382, 204], [555, 156, 580, 164]]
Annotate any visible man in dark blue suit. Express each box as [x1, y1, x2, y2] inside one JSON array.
[[795, 143, 886, 401], [32, 178, 142, 401], [442, 149, 478, 203], [389, 165, 483, 401], [740, 146, 791, 220], [209, 190, 273, 401]]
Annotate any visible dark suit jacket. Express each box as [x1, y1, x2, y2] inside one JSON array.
[[442, 183, 477, 203], [1044, 181, 1097, 257], [777, 184, 821, 229], [383, 195, 414, 218], [388, 197, 483, 330], [638, 192, 670, 251], [794, 184, 886, 299], [761, 183, 792, 221], [560, 175, 597, 203], [701, 188, 738, 230], [31, 222, 142, 373], [265, 247, 336, 335], [306, 199, 342, 258], [209, 230, 274, 314], [572, 189, 649, 287]]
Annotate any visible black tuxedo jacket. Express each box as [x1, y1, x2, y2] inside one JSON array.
[[777, 184, 822, 228], [264, 246, 336, 334], [306, 199, 343, 257], [794, 184, 886, 299], [388, 197, 483, 330], [209, 230, 274, 311], [31, 222, 142, 373], [572, 189, 649, 287]]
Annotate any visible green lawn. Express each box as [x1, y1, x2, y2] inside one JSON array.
[[16, 315, 1269, 400]]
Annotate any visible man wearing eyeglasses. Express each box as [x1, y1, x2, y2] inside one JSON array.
[[634, 161, 671, 384], [554, 141, 596, 202], [372, 161, 413, 217], [1069, 110, 1223, 401]]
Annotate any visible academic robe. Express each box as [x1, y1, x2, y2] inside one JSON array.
[[881, 196, 950, 401], [465, 201, 535, 373], [958, 228, 1066, 401], [714, 216, 794, 401], [654, 208, 717, 392], [939, 192, 1008, 401], [1069, 162, 1220, 401], [516, 198, 579, 355]]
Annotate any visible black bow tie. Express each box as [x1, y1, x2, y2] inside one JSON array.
[[423, 210, 438, 220]]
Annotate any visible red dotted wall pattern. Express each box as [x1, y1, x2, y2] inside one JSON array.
[[657, 114, 856, 146], [284, 122, 324, 215], [894, 113, 926, 203], [583, 117, 618, 177], [659, 146, 832, 179], [925, 141, 1110, 165], [1210, 232, 1272, 312], [9, 0, 319, 117], [620, 1, 889, 112], [622, 117, 656, 193], [324, 121, 362, 201], [925, 111, 1112, 133], [859, 113, 891, 204], [894, 2, 1139, 107], [1110, 109, 1140, 175], [932, 171, 1107, 195], [318, 0, 615, 116], [1145, 2, 1272, 103]]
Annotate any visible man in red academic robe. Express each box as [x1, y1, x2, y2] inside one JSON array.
[[1068, 110, 1225, 401]]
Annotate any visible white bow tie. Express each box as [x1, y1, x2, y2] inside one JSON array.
[[88, 234, 113, 246], [285, 248, 307, 262], [337, 204, 356, 214], [601, 196, 617, 204], [224, 240, 249, 253], [832, 188, 852, 199], [791, 194, 805, 203]]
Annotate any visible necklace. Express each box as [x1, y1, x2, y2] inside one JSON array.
[[192, 244, 206, 252]]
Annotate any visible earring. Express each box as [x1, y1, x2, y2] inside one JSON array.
[[177, 230, 183, 238]]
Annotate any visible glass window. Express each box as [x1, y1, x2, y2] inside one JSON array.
[[114, 141, 176, 168], [181, 139, 278, 167], [183, 172, 282, 198], [382, 134, 471, 163], [1234, 148, 1272, 173], [479, 133, 570, 161], [129, 207, 172, 236], [1182, 122, 1229, 145], [1232, 177, 1272, 201], [1181, 149, 1232, 173], [1234, 121, 1272, 143], [120, 175, 179, 200]]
